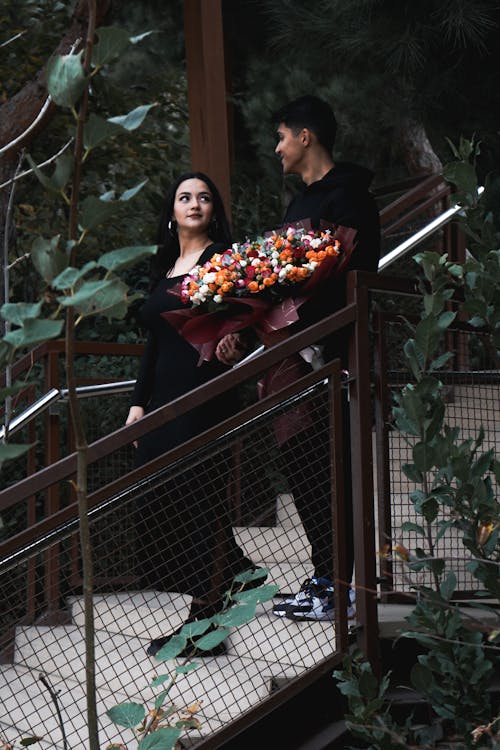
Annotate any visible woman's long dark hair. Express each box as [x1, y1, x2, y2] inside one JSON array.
[[150, 171, 233, 288]]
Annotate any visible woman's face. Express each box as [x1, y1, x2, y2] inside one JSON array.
[[172, 178, 214, 234]]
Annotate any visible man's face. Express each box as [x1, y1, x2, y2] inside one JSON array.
[[275, 123, 305, 175]]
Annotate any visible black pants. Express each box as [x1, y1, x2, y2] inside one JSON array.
[[279, 387, 354, 585]]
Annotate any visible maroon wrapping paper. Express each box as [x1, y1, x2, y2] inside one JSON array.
[[162, 223, 358, 365]]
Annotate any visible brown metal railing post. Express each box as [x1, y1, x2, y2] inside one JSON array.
[[26, 385, 37, 621], [372, 311, 394, 599], [44, 345, 62, 613], [329, 360, 350, 650], [347, 272, 380, 672]]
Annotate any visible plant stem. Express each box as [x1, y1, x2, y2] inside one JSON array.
[[65, 2, 98, 747]]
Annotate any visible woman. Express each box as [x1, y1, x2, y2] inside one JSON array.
[[126, 172, 256, 657]]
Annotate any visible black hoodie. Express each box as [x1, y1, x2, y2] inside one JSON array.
[[283, 162, 381, 273], [281, 162, 381, 358]]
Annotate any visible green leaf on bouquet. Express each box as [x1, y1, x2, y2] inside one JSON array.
[[106, 701, 145, 729], [97, 244, 158, 272], [47, 50, 87, 107], [429, 351, 454, 372]]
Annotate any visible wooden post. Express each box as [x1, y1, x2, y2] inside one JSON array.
[[183, 0, 232, 222]]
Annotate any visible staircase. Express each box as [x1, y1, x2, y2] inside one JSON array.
[[0, 494, 348, 749]]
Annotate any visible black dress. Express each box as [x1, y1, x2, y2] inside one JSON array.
[[132, 243, 232, 463], [131, 244, 250, 605]]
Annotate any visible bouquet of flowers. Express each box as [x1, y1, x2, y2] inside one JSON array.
[[163, 221, 357, 363], [180, 225, 342, 308]]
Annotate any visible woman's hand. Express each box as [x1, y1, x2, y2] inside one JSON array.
[[125, 405, 144, 448], [215, 332, 248, 365]]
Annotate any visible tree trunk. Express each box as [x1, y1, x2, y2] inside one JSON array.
[[395, 118, 443, 177]]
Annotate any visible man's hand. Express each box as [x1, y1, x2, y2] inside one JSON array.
[[215, 332, 248, 365]]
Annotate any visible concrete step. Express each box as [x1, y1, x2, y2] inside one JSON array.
[[11, 626, 277, 744], [275, 492, 304, 530], [233, 524, 311, 564], [230, 601, 339, 670], [0, 661, 242, 747], [68, 590, 193, 640], [0, 663, 133, 749], [67, 562, 315, 641]]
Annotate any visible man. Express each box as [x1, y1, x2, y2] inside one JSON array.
[[218, 94, 380, 621], [269, 94, 380, 620]]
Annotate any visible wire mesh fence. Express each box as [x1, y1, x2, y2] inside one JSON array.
[[374, 314, 500, 597], [0, 365, 350, 749]]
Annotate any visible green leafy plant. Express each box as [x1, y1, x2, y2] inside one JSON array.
[[106, 570, 278, 750], [333, 138, 500, 748], [1, 15, 158, 750]]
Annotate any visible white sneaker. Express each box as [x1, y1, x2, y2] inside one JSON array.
[[273, 579, 356, 621], [272, 577, 334, 618]]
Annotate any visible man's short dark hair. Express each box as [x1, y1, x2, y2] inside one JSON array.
[[272, 95, 337, 154]]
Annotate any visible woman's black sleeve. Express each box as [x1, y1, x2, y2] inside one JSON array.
[[130, 331, 157, 408]]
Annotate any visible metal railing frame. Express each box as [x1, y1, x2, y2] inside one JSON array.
[[1, 175, 475, 442], [1, 171, 486, 747]]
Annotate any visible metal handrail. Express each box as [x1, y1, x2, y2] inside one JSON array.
[[1, 186, 484, 441], [379, 186, 484, 271], [0, 380, 136, 440]]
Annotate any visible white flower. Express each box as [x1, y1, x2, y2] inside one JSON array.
[[309, 238, 322, 249], [199, 284, 210, 295], [213, 294, 223, 303], [202, 273, 216, 284]]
